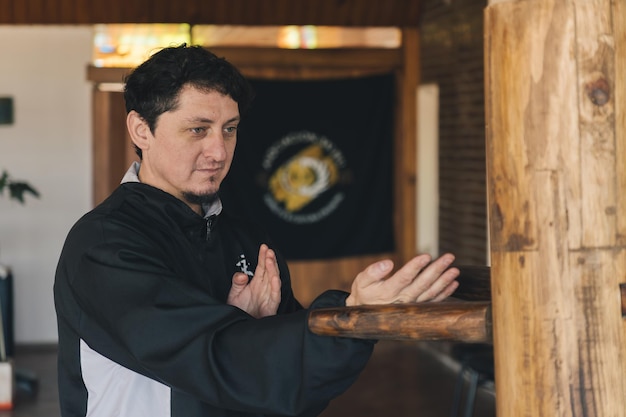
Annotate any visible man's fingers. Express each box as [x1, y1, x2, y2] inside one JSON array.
[[347, 252, 461, 307], [266, 251, 281, 297], [356, 259, 395, 286], [388, 254, 433, 287], [415, 267, 460, 302], [429, 280, 460, 303], [254, 244, 268, 275], [232, 272, 249, 287], [227, 272, 250, 304], [270, 274, 282, 303], [405, 253, 455, 296]]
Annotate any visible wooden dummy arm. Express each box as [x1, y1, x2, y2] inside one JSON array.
[[308, 301, 492, 343]]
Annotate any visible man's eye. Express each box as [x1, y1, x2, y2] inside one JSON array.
[[190, 127, 206, 135], [224, 126, 238, 136]]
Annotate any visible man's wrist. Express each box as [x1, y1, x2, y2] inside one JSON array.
[[345, 294, 356, 307]]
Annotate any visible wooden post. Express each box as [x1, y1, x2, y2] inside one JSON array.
[[397, 28, 419, 263], [485, 0, 626, 415]]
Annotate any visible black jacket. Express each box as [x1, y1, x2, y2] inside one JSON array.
[[54, 182, 375, 417]]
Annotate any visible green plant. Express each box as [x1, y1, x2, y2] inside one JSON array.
[[0, 170, 39, 203]]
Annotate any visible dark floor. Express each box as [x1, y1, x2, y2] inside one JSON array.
[[0, 341, 495, 417], [321, 341, 495, 417]]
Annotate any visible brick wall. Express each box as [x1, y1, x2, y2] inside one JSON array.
[[420, 0, 489, 265]]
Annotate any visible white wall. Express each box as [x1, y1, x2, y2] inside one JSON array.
[[416, 84, 439, 257], [0, 26, 93, 344]]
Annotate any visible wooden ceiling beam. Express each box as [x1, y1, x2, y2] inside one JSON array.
[[0, 0, 421, 26]]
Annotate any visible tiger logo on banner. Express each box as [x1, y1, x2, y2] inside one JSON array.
[[263, 131, 348, 223]]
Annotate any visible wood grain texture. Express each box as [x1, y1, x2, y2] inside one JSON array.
[[86, 48, 403, 83], [0, 0, 421, 26], [485, 0, 626, 415], [396, 28, 419, 263], [616, 0, 626, 248], [91, 89, 129, 205], [308, 301, 492, 343]]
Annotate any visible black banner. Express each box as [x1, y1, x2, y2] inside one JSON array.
[[220, 74, 395, 260]]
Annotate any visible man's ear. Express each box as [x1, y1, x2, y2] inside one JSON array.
[[127, 111, 151, 151]]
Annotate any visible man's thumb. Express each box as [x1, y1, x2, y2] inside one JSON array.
[[230, 272, 249, 293]]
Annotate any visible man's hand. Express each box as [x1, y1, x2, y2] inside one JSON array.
[[345, 253, 459, 307], [227, 244, 282, 318]]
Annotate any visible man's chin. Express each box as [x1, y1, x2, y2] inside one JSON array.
[[182, 191, 219, 207]]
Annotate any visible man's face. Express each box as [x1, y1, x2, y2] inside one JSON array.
[[131, 85, 240, 213]]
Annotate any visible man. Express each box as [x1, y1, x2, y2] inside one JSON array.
[[54, 44, 460, 417]]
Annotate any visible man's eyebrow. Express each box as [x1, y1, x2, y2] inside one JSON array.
[[186, 116, 241, 124], [185, 116, 214, 124]]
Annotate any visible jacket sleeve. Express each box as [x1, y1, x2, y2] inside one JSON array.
[[58, 218, 375, 416]]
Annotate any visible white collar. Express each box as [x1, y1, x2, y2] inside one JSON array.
[[121, 161, 223, 218]]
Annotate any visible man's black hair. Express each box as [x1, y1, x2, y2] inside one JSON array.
[[123, 44, 254, 158]]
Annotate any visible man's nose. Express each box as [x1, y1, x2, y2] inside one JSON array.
[[202, 133, 227, 160]]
